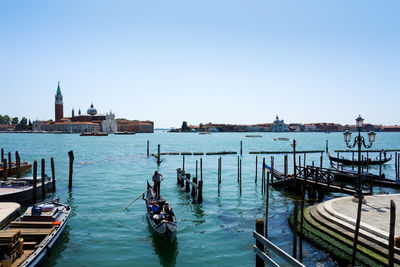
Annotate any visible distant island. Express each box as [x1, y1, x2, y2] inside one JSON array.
[[171, 116, 400, 133]]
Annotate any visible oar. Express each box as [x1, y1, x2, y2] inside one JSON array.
[[123, 189, 149, 210]]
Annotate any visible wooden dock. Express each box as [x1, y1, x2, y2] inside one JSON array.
[[270, 165, 372, 196]]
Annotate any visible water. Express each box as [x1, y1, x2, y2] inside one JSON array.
[[1, 132, 399, 266]]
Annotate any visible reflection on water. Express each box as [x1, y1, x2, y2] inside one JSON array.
[[151, 232, 178, 267]]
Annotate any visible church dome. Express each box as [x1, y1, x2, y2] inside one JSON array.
[[87, 103, 97, 116]]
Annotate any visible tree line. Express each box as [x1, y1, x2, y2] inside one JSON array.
[[0, 115, 32, 130]]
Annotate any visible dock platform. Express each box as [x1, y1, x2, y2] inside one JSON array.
[[0, 202, 20, 229]]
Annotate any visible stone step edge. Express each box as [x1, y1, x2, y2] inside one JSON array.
[[324, 196, 389, 241], [316, 202, 393, 252], [302, 206, 388, 266], [310, 204, 400, 262]]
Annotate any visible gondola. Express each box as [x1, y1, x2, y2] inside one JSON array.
[[143, 182, 177, 241], [328, 152, 392, 166], [330, 161, 400, 188]]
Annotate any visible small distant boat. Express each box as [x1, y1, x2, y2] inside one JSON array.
[[0, 162, 32, 177], [0, 176, 53, 203], [0, 199, 70, 267], [328, 152, 392, 166], [115, 131, 136, 135], [198, 132, 211, 135], [273, 137, 289, 141], [143, 182, 177, 241], [246, 135, 262, 138], [80, 132, 108, 136]]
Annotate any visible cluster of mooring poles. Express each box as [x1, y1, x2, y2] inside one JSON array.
[[176, 158, 203, 203], [1, 148, 75, 203]]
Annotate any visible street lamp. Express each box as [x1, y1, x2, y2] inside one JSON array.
[[343, 115, 375, 201]]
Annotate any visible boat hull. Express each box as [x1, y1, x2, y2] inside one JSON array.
[[0, 178, 53, 203]]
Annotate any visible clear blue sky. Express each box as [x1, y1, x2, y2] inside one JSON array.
[[1, 1, 399, 128]]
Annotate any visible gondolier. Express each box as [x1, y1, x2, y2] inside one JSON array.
[[152, 171, 163, 199]]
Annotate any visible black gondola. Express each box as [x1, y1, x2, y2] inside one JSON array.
[[328, 152, 392, 166], [143, 182, 177, 241]]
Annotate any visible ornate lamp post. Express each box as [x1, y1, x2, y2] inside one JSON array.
[[343, 115, 376, 201], [344, 115, 376, 267]]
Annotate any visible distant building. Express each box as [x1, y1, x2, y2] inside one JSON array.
[[270, 116, 289, 132], [33, 82, 117, 133], [102, 111, 117, 133], [382, 126, 400, 132], [54, 81, 63, 121], [116, 119, 154, 133], [304, 123, 317, 132]]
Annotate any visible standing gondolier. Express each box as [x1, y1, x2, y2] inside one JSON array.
[[152, 171, 163, 199]]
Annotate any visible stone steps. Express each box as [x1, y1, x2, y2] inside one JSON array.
[[306, 201, 400, 265]]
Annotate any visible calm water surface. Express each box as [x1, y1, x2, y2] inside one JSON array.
[[1, 132, 399, 267]]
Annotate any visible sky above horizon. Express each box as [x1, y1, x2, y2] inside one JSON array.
[[1, 1, 399, 128]]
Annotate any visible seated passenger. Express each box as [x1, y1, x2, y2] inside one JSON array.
[[161, 202, 173, 221], [151, 201, 160, 214], [162, 202, 172, 215]]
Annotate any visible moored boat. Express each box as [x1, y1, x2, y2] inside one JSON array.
[[143, 182, 177, 241], [0, 162, 32, 177], [273, 137, 289, 141], [0, 199, 71, 267], [328, 152, 392, 166], [0, 176, 53, 203], [80, 132, 108, 136]]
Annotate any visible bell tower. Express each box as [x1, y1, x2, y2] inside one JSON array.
[[55, 81, 64, 121]]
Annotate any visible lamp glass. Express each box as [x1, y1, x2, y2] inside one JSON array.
[[368, 131, 376, 143], [343, 130, 351, 143], [356, 115, 364, 128]]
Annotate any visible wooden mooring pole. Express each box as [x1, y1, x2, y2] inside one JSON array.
[[293, 140, 296, 177], [2, 159, 7, 180], [271, 156, 274, 183], [51, 157, 56, 192], [284, 154, 288, 177], [240, 140, 243, 155], [326, 140, 328, 152], [32, 161, 37, 203], [320, 152, 323, 169], [237, 156, 239, 183], [182, 155, 185, 171], [157, 144, 161, 165], [147, 140, 149, 157], [198, 180, 203, 203], [265, 166, 269, 238], [352, 152, 355, 170], [293, 201, 298, 259], [200, 157, 203, 181], [350, 196, 363, 267], [261, 158, 265, 194], [41, 158, 45, 199], [239, 158, 242, 194], [0, 148, 3, 162], [389, 200, 396, 267], [8, 152, 11, 175], [379, 151, 382, 178], [196, 160, 198, 180], [218, 157, 221, 194], [255, 219, 264, 267], [68, 150, 74, 190], [299, 181, 305, 262], [15, 151, 20, 178], [255, 155, 258, 183]]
